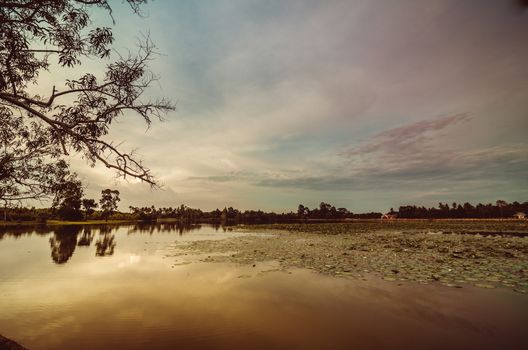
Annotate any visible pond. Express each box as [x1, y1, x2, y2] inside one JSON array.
[[0, 224, 527, 350]]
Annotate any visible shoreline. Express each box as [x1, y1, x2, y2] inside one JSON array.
[[1, 217, 525, 227], [0, 219, 139, 227]]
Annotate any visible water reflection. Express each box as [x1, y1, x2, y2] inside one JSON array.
[[0, 224, 51, 240], [77, 227, 94, 247], [1, 224, 528, 350], [128, 222, 235, 235], [128, 222, 204, 235], [95, 226, 116, 257], [0, 223, 229, 264], [49, 226, 80, 264]]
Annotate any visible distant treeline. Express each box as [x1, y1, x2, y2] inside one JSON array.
[[396, 201, 528, 219], [130, 205, 299, 224], [0, 207, 132, 223], [128, 202, 381, 224], [1, 202, 370, 224], [1, 200, 526, 224]]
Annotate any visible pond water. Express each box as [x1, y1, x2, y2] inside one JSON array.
[[0, 224, 527, 350]]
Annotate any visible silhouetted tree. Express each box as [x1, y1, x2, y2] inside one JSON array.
[[220, 207, 228, 225], [0, 0, 174, 202], [337, 207, 350, 219], [0, 113, 71, 209], [52, 174, 84, 220], [297, 204, 307, 221], [81, 199, 97, 220], [496, 200, 508, 218], [99, 189, 120, 221], [129, 205, 157, 221], [396, 200, 527, 219]]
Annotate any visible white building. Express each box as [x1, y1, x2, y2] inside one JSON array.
[[381, 213, 398, 220]]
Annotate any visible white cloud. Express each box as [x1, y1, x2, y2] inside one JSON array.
[[27, 0, 528, 211]]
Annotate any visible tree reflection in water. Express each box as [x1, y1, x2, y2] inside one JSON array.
[[7, 222, 227, 264], [95, 225, 116, 257], [49, 226, 81, 264], [128, 222, 203, 235], [77, 227, 94, 247]]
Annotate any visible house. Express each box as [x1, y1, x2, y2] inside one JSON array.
[[513, 212, 526, 220], [381, 213, 398, 220]]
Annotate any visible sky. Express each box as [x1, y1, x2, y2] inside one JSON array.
[[55, 0, 528, 212]]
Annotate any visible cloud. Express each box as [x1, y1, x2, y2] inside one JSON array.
[[254, 143, 528, 191], [344, 113, 471, 156], [253, 113, 528, 193], [338, 114, 472, 176], [32, 0, 528, 211], [339, 113, 527, 185]]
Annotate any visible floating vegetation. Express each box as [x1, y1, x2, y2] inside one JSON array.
[[167, 222, 528, 293]]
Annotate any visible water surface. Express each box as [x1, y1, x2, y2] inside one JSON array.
[[0, 224, 527, 349]]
